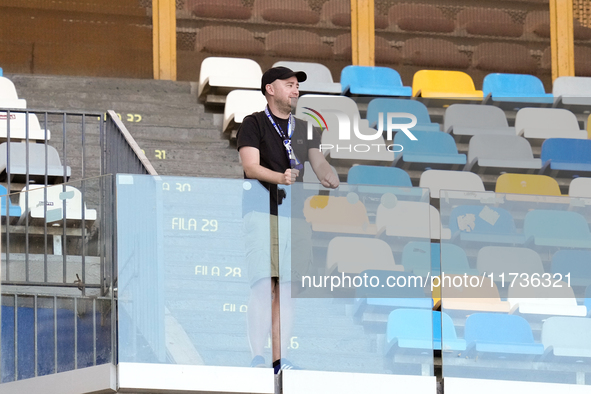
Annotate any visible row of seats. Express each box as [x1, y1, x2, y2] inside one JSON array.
[[0, 76, 51, 141], [188, 0, 584, 41], [204, 57, 591, 103]]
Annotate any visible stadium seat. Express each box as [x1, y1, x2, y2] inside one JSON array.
[[0, 77, 27, 108], [586, 286, 591, 314], [542, 317, 591, 360], [326, 237, 401, 274], [508, 281, 587, 317], [366, 98, 439, 131], [473, 43, 537, 74], [266, 30, 332, 60], [253, 0, 319, 24], [376, 201, 444, 240], [403, 242, 478, 276], [222, 90, 267, 136], [419, 170, 485, 199], [340, 66, 411, 96], [303, 195, 376, 235], [0, 67, 2, 76], [524, 209, 591, 248], [477, 246, 545, 283], [334, 34, 401, 64], [402, 39, 470, 69], [0, 112, 51, 141], [19, 184, 97, 226], [196, 26, 264, 57], [448, 205, 525, 244], [526, 11, 591, 40], [441, 275, 511, 313], [273, 61, 341, 94], [569, 177, 591, 197], [321, 0, 388, 29], [483, 73, 553, 103], [0, 142, 71, 184], [464, 313, 544, 356], [553, 76, 591, 106], [347, 165, 412, 187], [189, 0, 251, 19], [465, 135, 542, 173], [495, 174, 561, 196], [394, 130, 466, 169], [295, 95, 394, 163], [386, 310, 466, 355], [515, 108, 587, 140], [388, 4, 454, 32], [197, 57, 262, 102], [412, 70, 483, 98], [0, 184, 21, 219], [541, 138, 591, 175], [443, 104, 515, 138], [551, 250, 591, 287], [456, 8, 523, 37]]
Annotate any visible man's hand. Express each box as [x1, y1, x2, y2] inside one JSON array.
[[282, 168, 299, 185], [320, 171, 340, 189]]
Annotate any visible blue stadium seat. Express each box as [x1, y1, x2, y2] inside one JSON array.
[[394, 130, 466, 169], [0, 184, 21, 218], [366, 98, 439, 131], [524, 210, 591, 248], [541, 138, 591, 175], [448, 205, 525, 245], [551, 250, 591, 287], [585, 286, 591, 313], [483, 73, 553, 103], [340, 65, 412, 97], [0, 68, 3, 76], [464, 313, 544, 357], [386, 309, 466, 354], [402, 242, 478, 277], [347, 165, 411, 187]]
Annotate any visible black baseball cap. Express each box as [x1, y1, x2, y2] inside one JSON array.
[[261, 66, 307, 95]]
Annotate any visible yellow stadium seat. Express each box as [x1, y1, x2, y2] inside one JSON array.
[[495, 173, 562, 196], [412, 70, 483, 98]]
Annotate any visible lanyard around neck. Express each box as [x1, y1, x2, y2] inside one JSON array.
[[264, 106, 293, 140]]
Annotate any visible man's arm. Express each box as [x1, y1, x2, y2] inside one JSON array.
[[308, 148, 339, 188], [239, 146, 298, 185]]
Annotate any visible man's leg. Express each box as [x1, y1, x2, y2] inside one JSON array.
[[247, 277, 273, 362]]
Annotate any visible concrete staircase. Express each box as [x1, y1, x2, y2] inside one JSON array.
[[7, 73, 243, 180]]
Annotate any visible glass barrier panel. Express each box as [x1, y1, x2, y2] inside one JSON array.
[[440, 190, 591, 385], [117, 174, 273, 369]]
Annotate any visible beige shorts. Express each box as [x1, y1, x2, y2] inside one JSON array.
[[243, 211, 312, 287]]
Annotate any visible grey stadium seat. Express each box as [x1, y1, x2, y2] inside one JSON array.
[[444, 104, 515, 140], [0, 142, 71, 183], [515, 108, 587, 140], [553, 76, 591, 106], [273, 61, 341, 94], [465, 134, 542, 173]]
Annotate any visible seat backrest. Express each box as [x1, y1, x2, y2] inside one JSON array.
[[569, 177, 591, 197], [21, 184, 96, 221], [553, 76, 591, 97], [395, 130, 460, 156], [412, 70, 480, 97], [465, 313, 535, 345], [386, 309, 434, 343], [401, 241, 432, 274], [341, 66, 405, 91], [0, 142, 64, 171], [541, 138, 591, 166], [347, 165, 411, 187], [468, 135, 535, 162], [367, 98, 434, 129], [444, 104, 508, 132], [495, 173, 561, 196], [449, 205, 518, 236], [304, 195, 369, 227], [542, 317, 591, 354], [273, 61, 336, 85], [551, 250, 591, 286], [419, 170, 485, 197], [477, 246, 544, 281], [483, 73, 548, 97], [376, 201, 433, 239], [223, 90, 267, 129], [0, 77, 21, 102], [524, 209, 591, 243], [326, 237, 396, 273], [515, 108, 580, 135], [440, 243, 473, 274], [198, 57, 262, 93]]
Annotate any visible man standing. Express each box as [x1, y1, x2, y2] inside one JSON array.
[[237, 66, 339, 372]]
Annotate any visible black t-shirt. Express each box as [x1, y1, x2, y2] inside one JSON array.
[[237, 109, 322, 215]]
